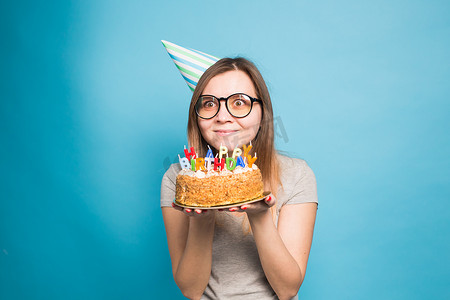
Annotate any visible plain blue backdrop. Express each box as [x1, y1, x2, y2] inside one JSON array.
[[1, 0, 449, 299]]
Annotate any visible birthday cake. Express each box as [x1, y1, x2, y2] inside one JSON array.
[[175, 144, 264, 207]]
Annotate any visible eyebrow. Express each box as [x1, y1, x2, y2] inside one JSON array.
[[199, 92, 256, 98]]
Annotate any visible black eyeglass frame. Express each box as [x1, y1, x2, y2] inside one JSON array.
[[195, 93, 263, 120]]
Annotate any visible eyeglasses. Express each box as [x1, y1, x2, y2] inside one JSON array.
[[195, 93, 262, 119]]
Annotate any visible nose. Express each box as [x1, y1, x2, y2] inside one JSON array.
[[215, 99, 233, 122]]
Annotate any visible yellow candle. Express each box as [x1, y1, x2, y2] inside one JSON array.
[[195, 157, 205, 171], [247, 155, 257, 168], [243, 144, 252, 157]]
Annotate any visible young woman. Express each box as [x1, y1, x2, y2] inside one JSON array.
[[161, 58, 318, 300]]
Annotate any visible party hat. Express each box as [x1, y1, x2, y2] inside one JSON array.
[[161, 40, 220, 92]]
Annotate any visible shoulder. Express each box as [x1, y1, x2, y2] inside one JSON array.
[[277, 153, 308, 166], [276, 153, 314, 181], [162, 163, 182, 184], [160, 163, 181, 207], [275, 153, 318, 206]]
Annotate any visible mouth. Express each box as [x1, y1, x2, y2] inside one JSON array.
[[214, 130, 239, 136]]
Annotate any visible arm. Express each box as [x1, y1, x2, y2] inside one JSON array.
[[248, 202, 317, 300], [229, 198, 316, 300], [162, 207, 216, 300]]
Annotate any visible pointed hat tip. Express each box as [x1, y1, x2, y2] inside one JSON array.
[[161, 39, 219, 92]]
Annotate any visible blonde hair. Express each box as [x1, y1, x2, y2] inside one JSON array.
[[187, 57, 281, 195]]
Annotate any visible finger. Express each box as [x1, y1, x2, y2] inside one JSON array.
[[172, 202, 184, 211], [264, 195, 275, 207]]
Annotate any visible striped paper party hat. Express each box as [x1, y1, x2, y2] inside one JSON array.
[[162, 40, 220, 92]]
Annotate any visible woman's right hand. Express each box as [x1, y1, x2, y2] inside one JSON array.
[[171, 202, 214, 218]]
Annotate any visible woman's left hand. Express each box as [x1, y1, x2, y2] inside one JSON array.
[[222, 195, 275, 215]]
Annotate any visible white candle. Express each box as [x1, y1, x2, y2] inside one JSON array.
[[232, 147, 242, 159], [178, 154, 190, 170], [219, 145, 228, 159]]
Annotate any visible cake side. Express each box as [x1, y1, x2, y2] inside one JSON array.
[[175, 167, 264, 207]]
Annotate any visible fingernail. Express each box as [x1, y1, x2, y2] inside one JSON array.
[[229, 208, 235, 212], [196, 210, 202, 214], [241, 206, 247, 210], [171, 203, 175, 207], [266, 196, 272, 202], [185, 209, 191, 213]]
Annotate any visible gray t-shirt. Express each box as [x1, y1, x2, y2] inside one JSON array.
[[160, 154, 318, 299]]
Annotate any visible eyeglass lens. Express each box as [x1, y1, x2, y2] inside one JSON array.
[[196, 94, 253, 119]]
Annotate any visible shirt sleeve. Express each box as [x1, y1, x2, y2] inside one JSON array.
[[160, 164, 180, 207], [285, 159, 318, 205]]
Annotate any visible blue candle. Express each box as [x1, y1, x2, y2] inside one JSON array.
[[206, 146, 214, 158], [236, 155, 245, 168]]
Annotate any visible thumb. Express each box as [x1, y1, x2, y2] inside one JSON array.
[[264, 195, 275, 207]]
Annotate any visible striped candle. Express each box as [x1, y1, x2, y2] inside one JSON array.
[[161, 40, 220, 91]]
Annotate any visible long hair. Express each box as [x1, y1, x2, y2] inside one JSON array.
[[187, 57, 281, 195]]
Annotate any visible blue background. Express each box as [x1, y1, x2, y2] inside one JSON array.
[[1, 0, 449, 299]]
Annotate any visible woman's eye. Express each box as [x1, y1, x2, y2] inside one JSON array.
[[203, 101, 216, 108], [234, 100, 244, 106], [232, 99, 248, 108]]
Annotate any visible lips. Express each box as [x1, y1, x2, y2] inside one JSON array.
[[214, 129, 238, 136]]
